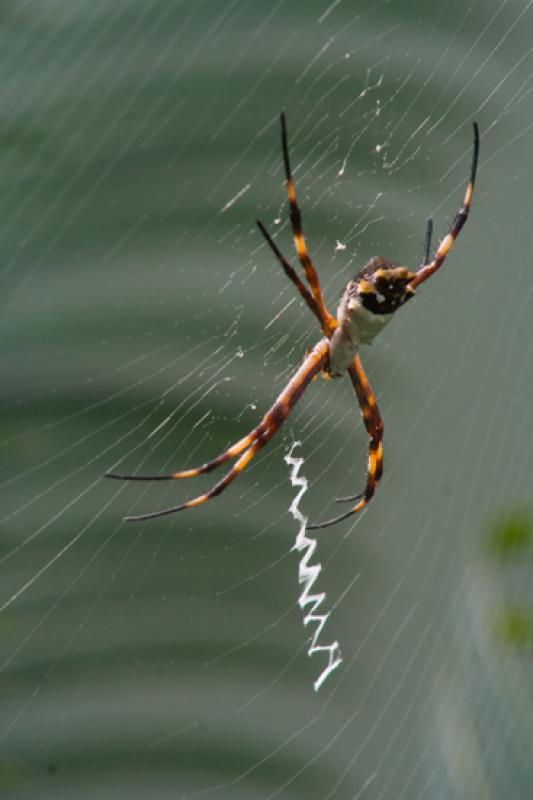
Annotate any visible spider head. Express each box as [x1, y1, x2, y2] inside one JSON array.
[[331, 257, 418, 366], [352, 257, 417, 315]]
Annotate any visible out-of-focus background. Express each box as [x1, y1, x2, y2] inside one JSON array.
[[2, 2, 533, 798]]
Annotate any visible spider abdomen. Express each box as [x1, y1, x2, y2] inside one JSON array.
[[328, 297, 392, 375]]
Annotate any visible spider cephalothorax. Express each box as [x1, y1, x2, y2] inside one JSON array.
[[328, 258, 417, 375], [354, 257, 417, 315], [107, 113, 479, 529]]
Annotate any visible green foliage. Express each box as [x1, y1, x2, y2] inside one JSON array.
[[494, 608, 533, 649], [485, 509, 532, 561]]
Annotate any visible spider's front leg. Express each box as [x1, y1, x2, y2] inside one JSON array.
[[256, 114, 337, 339], [410, 122, 479, 289], [307, 355, 383, 530]]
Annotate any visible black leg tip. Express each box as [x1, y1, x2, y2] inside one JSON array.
[[335, 493, 363, 504]]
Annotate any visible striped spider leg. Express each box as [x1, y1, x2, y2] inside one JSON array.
[[106, 112, 334, 522], [106, 339, 329, 522], [106, 115, 479, 529], [307, 121, 480, 529]]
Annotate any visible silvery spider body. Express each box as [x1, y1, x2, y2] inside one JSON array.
[[328, 257, 416, 376]]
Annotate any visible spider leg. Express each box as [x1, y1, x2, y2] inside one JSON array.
[[123, 339, 330, 521], [104, 426, 263, 482], [421, 218, 433, 267], [256, 220, 329, 334], [124, 438, 266, 521], [307, 355, 383, 530], [410, 123, 479, 290], [337, 355, 383, 498], [280, 113, 337, 337]]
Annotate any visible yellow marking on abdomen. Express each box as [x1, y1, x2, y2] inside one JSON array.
[[357, 280, 375, 295]]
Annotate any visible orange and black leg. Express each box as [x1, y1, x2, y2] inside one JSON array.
[[410, 123, 479, 290], [256, 220, 326, 333], [123, 437, 268, 522], [107, 339, 330, 521], [307, 354, 383, 530], [280, 113, 337, 337], [105, 424, 264, 483]]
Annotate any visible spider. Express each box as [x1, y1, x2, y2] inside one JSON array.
[[106, 113, 479, 529]]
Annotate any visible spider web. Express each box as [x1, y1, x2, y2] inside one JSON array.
[[2, 0, 533, 797]]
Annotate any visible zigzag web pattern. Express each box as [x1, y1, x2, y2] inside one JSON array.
[[285, 442, 343, 691]]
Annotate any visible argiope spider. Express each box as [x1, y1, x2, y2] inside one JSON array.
[[106, 114, 479, 529]]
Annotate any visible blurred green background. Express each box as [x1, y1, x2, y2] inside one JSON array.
[[2, 1, 533, 797]]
